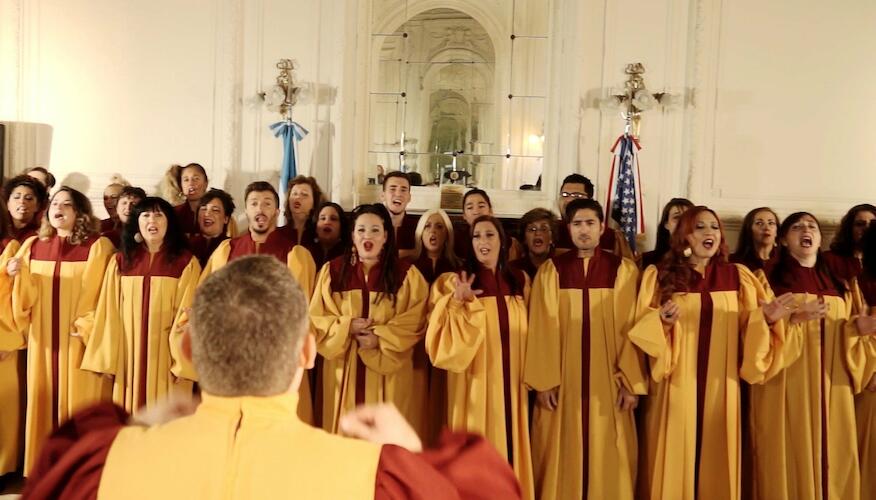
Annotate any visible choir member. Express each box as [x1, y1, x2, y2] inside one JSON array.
[[555, 173, 634, 258], [283, 175, 322, 247], [99, 175, 130, 234], [640, 197, 693, 269], [525, 198, 645, 500], [426, 215, 534, 498], [511, 208, 556, 280], [856, 224, 876, 500], [187, 181, 316, 421], [82, 197, 201, 414], [103, 186, 146, 247], [172, 162, 209, 235], [3, 174, 47, 242], [749, 212, 876, 500], [4, 187, 114, 474], [455, 188, 523, 260], [189, 188, 234, 267], [312, 201, 349, 269], [730, 206, 780, 273], [22, 256, 521, 500], [410, 208, 462, 284], [0, 207, 22, 479], [628, 206, 794, 500], [310, 204, 429, 433], [25, 166, 56, 191], [823, 203, 876, 282], [380, 171, 419, 257]]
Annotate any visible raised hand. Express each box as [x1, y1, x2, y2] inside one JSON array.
[[453, 271, 484, 303], [790, 297, 829, 324], [762, 292, 797, 325]]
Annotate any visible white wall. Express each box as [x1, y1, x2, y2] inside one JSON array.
[[1, 0, 873, 244]]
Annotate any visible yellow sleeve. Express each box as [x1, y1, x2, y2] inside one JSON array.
[[627, 265, 680, 383], [424, 272, 486, 373], [169, 256, 202, 381], [523, 260, 562, 392], [614, 258, 648, 395], [80, 258, 123, 376], [737, 264, 794, 384], [359, 266, 429, 375], [11, 237, 40, 343], [843, 285, 876, 393], [288, 245, 317, 300], [72, 237, 115, 344], [197, 240, 230, 285], [309, 263, 353, 360], [0, 240, 22, 350]]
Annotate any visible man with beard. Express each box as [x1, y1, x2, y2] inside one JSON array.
[[380, 171, 419, 258], [181, 181, 316, 422], [555, 173, 634, 258]]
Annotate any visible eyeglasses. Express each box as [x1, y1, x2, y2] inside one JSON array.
[[526, 224, 552, 234], [560, 191, 588, 199]]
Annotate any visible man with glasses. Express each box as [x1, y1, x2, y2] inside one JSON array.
[[556, 174, 633, 258]]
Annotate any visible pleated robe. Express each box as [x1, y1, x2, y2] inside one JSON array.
[[854, 274, 876, 500], [748, 260, 874, 500], [525, 249, 647, 500], [629, 262, 788, 500], [0, 238, 23, 475], [179, 229, 317, 422], [426, 266, 534, 499], [81, 248, 201, 414], [10, 234, 114, 474], [310, 258, 428, 433]]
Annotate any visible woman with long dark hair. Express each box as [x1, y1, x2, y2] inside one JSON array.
[[312, 201, 349, 269], [628, 206, 794, 500], [310, 204, 429, 433], [640, 198, 694, 269], [189, 188, 235, 267], [856, 223, 876, 500], [170, 162, 210, 235], [454, 189, 523, 260], [730, 207, 780, 274], [0, 205, 23, 478], [748, 212, 876, 500], [82, 197, 201, 415], [282, 175, 323, 247], [823, 203, 876, 282], [4, 187, 114, 474], [426, 215, 534, 498], [3, 174, 48, 242]]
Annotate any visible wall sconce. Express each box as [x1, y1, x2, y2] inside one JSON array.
[[599, 63, 678, 137]]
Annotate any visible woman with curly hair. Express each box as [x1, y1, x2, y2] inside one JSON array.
[[82, 197, 201, 415], [629, 206, 795, 500], [3, 186, 114, 474], [822, 203, 876, 282], [3, 174, 48, 242]]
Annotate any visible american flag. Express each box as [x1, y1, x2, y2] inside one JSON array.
[[605, 134, 644, 252]]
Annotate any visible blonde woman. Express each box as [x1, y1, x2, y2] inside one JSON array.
[[4, 187, 114, 474]]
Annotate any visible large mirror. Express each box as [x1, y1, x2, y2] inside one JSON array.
[[368, 1, 549, 191]]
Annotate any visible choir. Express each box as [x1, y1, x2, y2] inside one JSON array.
[[2, 167, 876, 500]]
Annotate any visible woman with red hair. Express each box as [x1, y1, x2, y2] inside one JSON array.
[[629, 206, 795, 500]]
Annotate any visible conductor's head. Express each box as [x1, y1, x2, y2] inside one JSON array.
[[186, 255, 316, 397]]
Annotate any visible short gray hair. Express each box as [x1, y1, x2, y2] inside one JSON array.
[[190, 255, 307, 396]]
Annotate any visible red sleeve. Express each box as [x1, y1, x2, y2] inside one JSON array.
[[375, 431, 521, 500], [22, 403, 129, 500]]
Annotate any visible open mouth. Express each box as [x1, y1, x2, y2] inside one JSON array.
[[146, 225, 159, 235], [202, 217, 215, 227], [363, 241, 374, 252], [391, 198, 403, 207], [320, 226, 333, 234], [801, 235, 813, 248], [253, 215, 267, 225], [532, 237, 545, 247], [293, 201, 302, 210], [702, 238, 715, 250], [428, 235, 439, 246], [477, 246, 491, 256]]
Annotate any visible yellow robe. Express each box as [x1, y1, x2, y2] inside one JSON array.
[[100, 393, 382, 499], [81, 248, 201, 414], [310, 258, 428, 433], [176, 231, 316, 422], [853, 277, 876, 500], [748, 262, 874, 500], [426, 268, 534, 499], [629, 263, 788, 500], [0, 238, 22, 475], [11, 234, 114, 474], [525, 249, 647, 500]]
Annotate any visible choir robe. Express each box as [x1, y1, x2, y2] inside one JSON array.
[[426, 267, 535, 499], [22, 395, 522, 500], [173, 202, 197, 236], [188, 232, 227, 268], [9, 234, 115, 475], [822, 250, 862, 283], [524, 249, 647, 500], [854, 274, 876, 500], [310, 258, 428, 433], [748, 260, 874, 500], [0, 238, 22, 475], [395, 212, 420, 253], [729, 248, 778, 275], [81, 248, 201, 415], [12, 220, 40, 242], [185, 229, 317, 422], [510, 249, 555, 281], [629, 262, 788, 500]]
